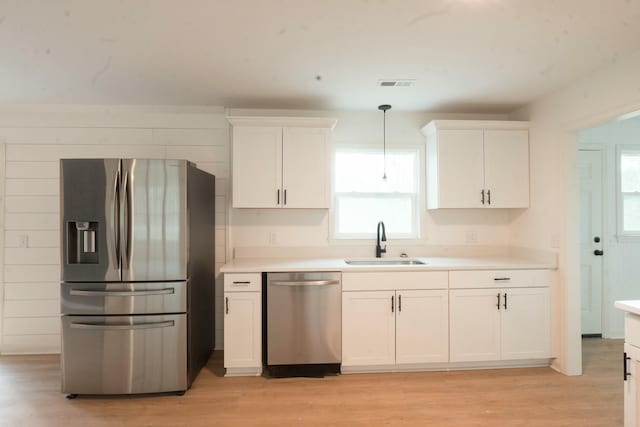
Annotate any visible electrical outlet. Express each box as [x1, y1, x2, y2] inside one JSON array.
[[18, 235, 29, 248], [465, 230, 478, 244], [269, 231, 277, 245]]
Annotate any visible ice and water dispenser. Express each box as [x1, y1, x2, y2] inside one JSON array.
[[67, 221, 98, 264]]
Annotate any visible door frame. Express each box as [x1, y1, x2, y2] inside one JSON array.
[[577, 146, 607, 337], [0, 143, 5, 354]]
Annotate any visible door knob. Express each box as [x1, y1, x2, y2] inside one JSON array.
[[593, 236, 601, 243], [594, 249, 604, 256]]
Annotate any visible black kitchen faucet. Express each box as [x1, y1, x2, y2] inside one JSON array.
[[376, 221, 387, 258]]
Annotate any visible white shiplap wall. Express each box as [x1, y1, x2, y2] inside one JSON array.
[[0, 107, 229, 353]]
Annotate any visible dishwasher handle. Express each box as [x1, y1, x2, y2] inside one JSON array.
[[270, 280, 340, 287]]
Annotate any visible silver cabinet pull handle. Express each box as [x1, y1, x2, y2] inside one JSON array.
[[70, 320, 174, 330], [270, 280, 339, 286], [69, 289, 175, 297]]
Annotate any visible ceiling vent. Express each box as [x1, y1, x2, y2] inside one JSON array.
[[377, 79, 415, 87]]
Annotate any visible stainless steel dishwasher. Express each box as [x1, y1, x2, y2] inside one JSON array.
[[266, 272, 341, 368]]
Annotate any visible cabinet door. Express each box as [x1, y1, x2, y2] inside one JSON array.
[[483, 130, 529, 208], [342, 291, 395, 367], [501, 287, 550, 360], [282, 127, 329, 208], [449, 289, 501, 362], [396, 290, 449, 364], [433, 129, 484, 208], [232, 126, 282, 208], [624, 344, 640, 427], [224, 292, 261, 369]]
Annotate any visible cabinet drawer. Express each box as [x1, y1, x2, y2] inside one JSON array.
[[224, 273, 262, 292], [625, 315, 640, 348], [449, 269, 551, 289], [342, 271, 448, 291]]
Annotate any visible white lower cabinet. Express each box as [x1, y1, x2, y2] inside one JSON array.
[[223, 274, 262, 375], [396, 290, 449, 364], [450, 287, 550, 362], [449, 289, 501, 362], [342, 291, 396, 366], [342, 289, 449, 367], [624, 343, 640, 427]]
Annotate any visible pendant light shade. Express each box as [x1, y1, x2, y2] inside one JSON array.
[[378, 104, 391, 180]]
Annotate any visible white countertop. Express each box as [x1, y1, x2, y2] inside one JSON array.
[[615, 300, 640, 316], [220, 256, 555, 273]]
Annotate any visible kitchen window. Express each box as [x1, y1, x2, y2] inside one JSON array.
[[619, 148, 640, 236], [333, 148, 420, 239]]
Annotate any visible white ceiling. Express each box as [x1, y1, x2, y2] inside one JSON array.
[[1, 0, 640, 112]]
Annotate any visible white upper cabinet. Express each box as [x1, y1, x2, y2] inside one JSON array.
[[228, 116, 336, 209], [427, 129, 485, 208], [483, 130, 530, 208], [232, 126, 282, 208], [423, 120, 530, 209], [282, 127, 329, 208]]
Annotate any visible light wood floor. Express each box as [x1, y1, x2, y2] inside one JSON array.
[[0, 338, 623, 427]]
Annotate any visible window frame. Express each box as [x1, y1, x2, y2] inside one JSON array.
[[331, 145, 421, 240], [617, 145, 640, 239]]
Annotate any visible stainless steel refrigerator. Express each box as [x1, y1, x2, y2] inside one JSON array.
[[59, 159, 215, 397]]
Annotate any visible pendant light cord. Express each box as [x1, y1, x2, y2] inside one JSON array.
[[383, 109, 386, 180], [378, 104, 391, 180]]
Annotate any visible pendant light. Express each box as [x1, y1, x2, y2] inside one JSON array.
[[378, 104, 391, 180]]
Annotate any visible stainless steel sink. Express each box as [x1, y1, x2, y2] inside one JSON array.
[[344, 259, 426, 266]]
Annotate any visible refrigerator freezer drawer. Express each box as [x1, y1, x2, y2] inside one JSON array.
[[61, 281, 188, 315], [61, 314, 187, 395]]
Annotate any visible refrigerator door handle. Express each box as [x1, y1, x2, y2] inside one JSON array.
[[69, 288, 175, 297], [121, 168, 132, 270], [69, 320, 175, 330], [113, 168, 120, 270]]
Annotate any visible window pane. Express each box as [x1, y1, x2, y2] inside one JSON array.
[[337, 195, 413, 235], [621, 153, 640, 192], [623, 194, 640, 232], [335, 151, 416, 193]]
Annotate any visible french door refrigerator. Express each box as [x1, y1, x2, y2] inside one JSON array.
[[60, 159, 215, 397]]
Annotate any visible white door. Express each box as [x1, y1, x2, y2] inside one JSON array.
[[282, 127, 329, 208], [395, 290, 449, 364], [449, 289, 501, 362], [232, 126, 282, 208], [342, 291, 396, 367], [500, 287, 551, 360], [436, 129, 485, 208], [579, 149, 604, 335], [223, 292, 262, 369], [483, 130, 530, 208]]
